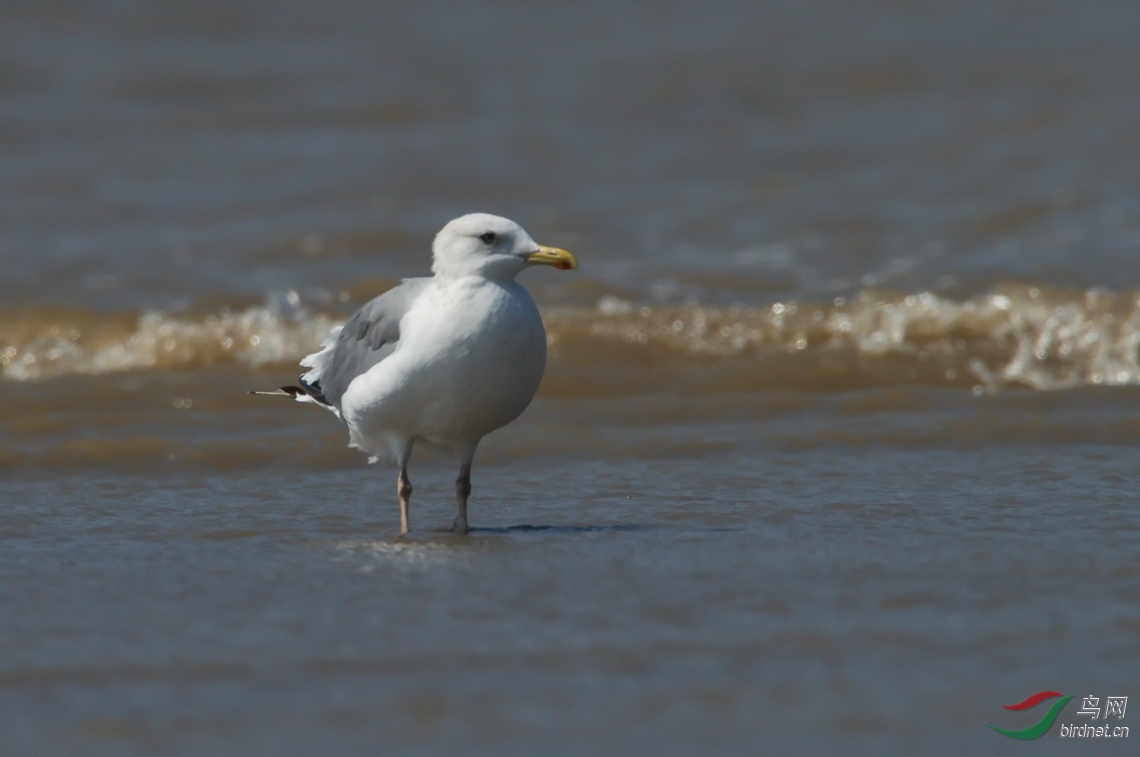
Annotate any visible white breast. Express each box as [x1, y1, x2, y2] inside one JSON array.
[[340, 278, 547, 451]]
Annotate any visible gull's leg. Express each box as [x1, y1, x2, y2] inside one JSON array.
[[454, 461, 471, 534], [453, 443, 478, 535], [394, 439, 415, 536], [398, 467, 412, 535]]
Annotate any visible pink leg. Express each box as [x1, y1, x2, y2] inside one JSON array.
[[454, 461, 471, 534], [398, 467, 412, 535]]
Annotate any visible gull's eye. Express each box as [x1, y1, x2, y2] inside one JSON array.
[[478, 232, 497, 245]]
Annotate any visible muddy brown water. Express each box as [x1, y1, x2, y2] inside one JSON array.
[[2, 1, 1139, 755]]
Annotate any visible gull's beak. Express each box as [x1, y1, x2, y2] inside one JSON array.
[[524, 245, 578, 271]]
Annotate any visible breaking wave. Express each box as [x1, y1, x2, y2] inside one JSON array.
[[0, 291, 339, 382], [4, 285, 1140, 393]]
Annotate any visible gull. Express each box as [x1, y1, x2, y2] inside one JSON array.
[[253, 213, 578, 534]]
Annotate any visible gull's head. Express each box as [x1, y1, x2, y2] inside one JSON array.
[[431, 213, 578, 281]]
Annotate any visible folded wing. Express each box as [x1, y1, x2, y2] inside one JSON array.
[[287, 278, 430, 417]]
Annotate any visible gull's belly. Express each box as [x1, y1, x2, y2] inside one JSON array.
[[415, 301, 545, 441], [343, 280, 547, 447]]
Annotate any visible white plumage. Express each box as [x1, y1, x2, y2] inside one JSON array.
[[257, 213, 578, 534]]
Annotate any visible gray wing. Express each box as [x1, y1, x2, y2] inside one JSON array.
[[298, 278, 430, 411]]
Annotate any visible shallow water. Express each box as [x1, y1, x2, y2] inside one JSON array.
[[3, 1, 1140, 754]]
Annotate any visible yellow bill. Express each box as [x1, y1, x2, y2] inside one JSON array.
[[524, 246, 578, 270]]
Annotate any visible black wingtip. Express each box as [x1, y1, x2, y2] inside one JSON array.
[[248, 384, 329, 404], [296, 379, 329, 405], [249, 387, 298, 397]]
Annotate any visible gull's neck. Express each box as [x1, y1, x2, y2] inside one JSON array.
[[431, 260, 522, 283]]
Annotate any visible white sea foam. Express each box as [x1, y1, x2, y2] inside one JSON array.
[[4, 285, 1140, 392], [1, 292, 339, 382], [549, 285, 1140, 392]]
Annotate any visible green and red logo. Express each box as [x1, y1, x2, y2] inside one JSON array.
[[985, 691, 1074, 740]]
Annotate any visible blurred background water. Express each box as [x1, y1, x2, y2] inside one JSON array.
[[1, 1, 1139, 755]]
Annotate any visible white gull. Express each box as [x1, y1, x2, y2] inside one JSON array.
[[254, 213, 578, 534]]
